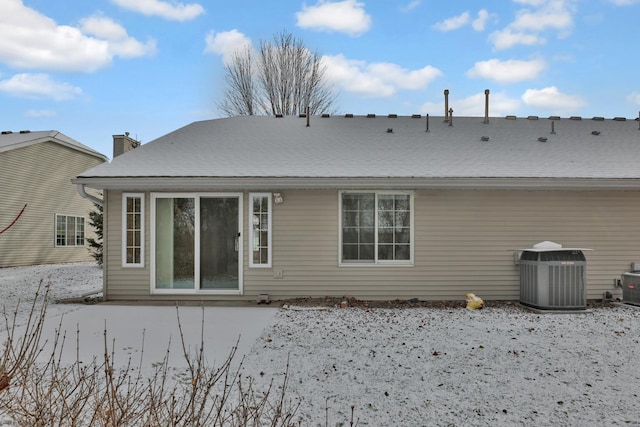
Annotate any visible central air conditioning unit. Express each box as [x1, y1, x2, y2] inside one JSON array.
[[621, 271, 640, 305], [518, 241, 591, 310]]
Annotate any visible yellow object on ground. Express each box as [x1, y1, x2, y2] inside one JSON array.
[[465, 293, 484, 310]]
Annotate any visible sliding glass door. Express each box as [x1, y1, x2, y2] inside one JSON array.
[[155, 197, 195, 289], [152, 193, 242, 294], [200, 197, 239, 290]]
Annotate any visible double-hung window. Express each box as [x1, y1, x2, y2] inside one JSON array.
[[55, 214, 85, 247], [249, 193, 272, 267], [340, 191, 413, 265], [122, 193, 144, 267]]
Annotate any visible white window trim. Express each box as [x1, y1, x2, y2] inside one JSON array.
[[54, 214, 85, 247], [122, 193, 145, 268], [149, 192, 243, 295], [248, 193, 272, 268], [338, 190, 414, 267]]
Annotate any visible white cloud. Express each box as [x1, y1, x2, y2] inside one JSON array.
[[367, 63, 443, 90], [457, 91, 522, 116], [203, 30, 253, 64], [25, 109, 57, 118], [0, 0, 156, 72], [80, 15, 157, 58], [433, 12, 470, 31], [420, 91, 521, 117], [110, 0, 204, 21], [511, 1, 574, 33], [321, 55, 394, 97], [434, 9, 492, 32], [467, 58, 546, 83], [489, 0, 576, 50], [401, 0, 422, 12], [514, 0, 547, 5], [322, 54, 441, 97], [472, 9, 490, 31], [489, 28, 545, 50], [80, 14, 128, 40], [205, 30, 443, 100], [0, 73, 82, 101], [626, 92, 640, 105], [607, 0, 640, 5], [521, 86, 585, 111], [296, 0, 372, 36]]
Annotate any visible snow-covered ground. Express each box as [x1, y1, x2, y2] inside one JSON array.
[[247, 305, 640, 426], [0, 262, 277, 371], [2, 263, 640, 426], [0, 262, 103, 325]]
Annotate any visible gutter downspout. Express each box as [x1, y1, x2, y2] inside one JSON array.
[[77, 182, 106, 299], [77, 183, 103, 206]]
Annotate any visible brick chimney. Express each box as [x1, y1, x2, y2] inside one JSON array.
[[112, 132, 140, 158]]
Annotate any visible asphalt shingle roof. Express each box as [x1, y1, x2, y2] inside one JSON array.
[[0, 130, 107, 161], [76, 115, 640, 185]]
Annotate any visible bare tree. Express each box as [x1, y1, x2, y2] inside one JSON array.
[[218, 31, 336, 117], [219, 46, 255, 117]]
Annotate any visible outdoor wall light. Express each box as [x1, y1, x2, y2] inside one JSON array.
[[273, 193, 284, 204]]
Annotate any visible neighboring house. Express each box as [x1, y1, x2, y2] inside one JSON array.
[[0, 130, 108, 267], [73, 113, 640, 302]]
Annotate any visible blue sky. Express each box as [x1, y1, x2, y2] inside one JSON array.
[[1, 0, 640, 158]]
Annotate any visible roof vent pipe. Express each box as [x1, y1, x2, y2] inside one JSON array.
[[444, 89, 449, 123], [448, 108, 453, 127], [483, 89, 490, 124], [306, 106, 310, 127], [551, 121, 556, 134], [638, 111, 640, 130], [425, 114, 430, 132]]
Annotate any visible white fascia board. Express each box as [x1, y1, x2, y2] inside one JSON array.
[[72, 176, 640, 191]]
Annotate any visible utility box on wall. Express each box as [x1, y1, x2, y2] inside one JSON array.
[[518, 241, 591, 310]]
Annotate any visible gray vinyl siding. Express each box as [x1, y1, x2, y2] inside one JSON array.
[[103, 188, 640, 302], [251, 189, 640, 301], [103, 190, 150, 299], [0, 142, 104, 267]]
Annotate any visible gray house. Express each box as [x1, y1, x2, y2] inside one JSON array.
[[73, 114, 640, 302], [1, 130, 107, 267]]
